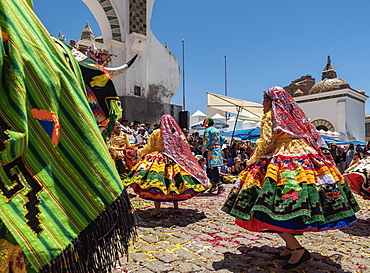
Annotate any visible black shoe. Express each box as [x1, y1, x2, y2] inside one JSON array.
[[282, 248, 311, 270], [276, 247, 291, 260]]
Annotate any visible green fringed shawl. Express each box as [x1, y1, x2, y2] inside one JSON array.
[[0, 0, 135, 272]]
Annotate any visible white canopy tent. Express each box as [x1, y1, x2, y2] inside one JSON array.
[[190, 110, 207, 126], [207, 92, 263, 121], [207, 92, 263, 143]]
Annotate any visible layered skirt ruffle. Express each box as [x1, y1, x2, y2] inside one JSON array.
[[222, 139, 360, 234], [344, 157, 370, 200], [122, 151, 208, 202]]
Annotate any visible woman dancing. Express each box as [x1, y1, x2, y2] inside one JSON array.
[[222, 86, 359, 270], [123, 115, 210, 217]]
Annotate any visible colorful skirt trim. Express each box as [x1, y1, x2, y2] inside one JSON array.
[[122, 152, 209, 202], [343, 157, 370, 200], [222, 139, 360, 233]]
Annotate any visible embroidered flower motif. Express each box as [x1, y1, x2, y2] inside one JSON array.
[[280, 168, 302, 194], [283, 189, 299, 201]]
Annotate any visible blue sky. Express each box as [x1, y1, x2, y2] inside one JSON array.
[[33, 0, 370, 116]]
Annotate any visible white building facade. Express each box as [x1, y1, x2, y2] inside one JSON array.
[[291, 57, 368, 141], [80, 0, 181, 124], [294, 88, 367, 141]]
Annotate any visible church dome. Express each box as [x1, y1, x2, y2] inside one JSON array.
[[309, 56, 350, 94], [310, 78, 350, 94]]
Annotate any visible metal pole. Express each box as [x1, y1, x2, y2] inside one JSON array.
[[230, 106, 241, 145], [224, 54, 228, 119], [182, 39, 185, 111]]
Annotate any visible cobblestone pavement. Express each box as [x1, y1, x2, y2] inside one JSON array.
[[113, 184, 370, 273]]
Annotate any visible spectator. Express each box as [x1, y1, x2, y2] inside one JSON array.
[[230, 143, 238, 159], [135, 125, 149, 148], [145, 122, 152, 134], [198, 157, 207, 172], [238, 148, 248, 169], [346, 143, 355, 168], [182, 128, 191, 142], [131, 120, 140, 134], [329, 143, 339, 165], [230, 157, 243, 176], [120, 117, 136, 145], [337, 146, 347, 174], [221, 146, 231, 161], [220, 159, 236, 184], [245, 146, 253, 159], [220, 159, 230, 175], [364, 141, 370, 153], [355, 144, 364, 159], [349, 152, 362, 167], [193, 132, 202, 155]]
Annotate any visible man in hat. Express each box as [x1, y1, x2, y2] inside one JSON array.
[[136, 124, 149, 148], [120, 118, 136, 145], [202, 118, 225, 194], [182, 128, 192, 143]]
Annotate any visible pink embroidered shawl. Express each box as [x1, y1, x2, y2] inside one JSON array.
[[265, 86, 325, 155], [160, 115, 209, 186]]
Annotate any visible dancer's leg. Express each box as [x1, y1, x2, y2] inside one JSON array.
[[153, 201, 161, 215], [278, 232, 306, 263]]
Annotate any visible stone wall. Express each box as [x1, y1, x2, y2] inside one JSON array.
[[120, 95, 182, 126]]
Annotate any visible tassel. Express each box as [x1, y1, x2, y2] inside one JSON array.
[[40, 189, 136, 273]]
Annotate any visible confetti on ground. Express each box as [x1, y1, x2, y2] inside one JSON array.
[[113, 185, 370, 273]]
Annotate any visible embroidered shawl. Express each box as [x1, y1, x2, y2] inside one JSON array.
[[161, 115, 210, 186]]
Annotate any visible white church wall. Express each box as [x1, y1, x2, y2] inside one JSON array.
[[296, 98, 338, 128], [345, 96, 365, 141], [295, 89, 367, 142]]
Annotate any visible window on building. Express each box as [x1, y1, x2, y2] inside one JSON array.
[[134, 85, 141, 96]]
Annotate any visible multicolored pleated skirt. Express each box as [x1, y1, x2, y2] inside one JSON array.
[[122, 151, 208, 201], [222, 138, 360, 234], [343, 157, 370, 200]]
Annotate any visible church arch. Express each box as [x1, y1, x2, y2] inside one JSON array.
[[311, 119, 335, 132], [82, 0, 122, 42]]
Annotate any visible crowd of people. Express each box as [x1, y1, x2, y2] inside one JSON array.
[[328, 142, 370, 173], [107, 116, 260, 196]]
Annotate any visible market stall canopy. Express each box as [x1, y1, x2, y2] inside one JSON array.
[[207, 92, 263, 121]]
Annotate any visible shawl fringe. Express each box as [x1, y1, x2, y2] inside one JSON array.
[[40, 190, 136, 273]]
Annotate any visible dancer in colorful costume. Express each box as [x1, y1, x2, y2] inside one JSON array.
[[202, 118, 225, 194], [107, 121, 137, 178], [343, 154, 370, 200], [123, 115, 210, 217], [222, 86, 359, 270], [0, 0, 135, 272]]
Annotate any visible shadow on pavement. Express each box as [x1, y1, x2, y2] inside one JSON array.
[[340, 218, 370, 236], [211, 245, 350, 272], [134, 208, 207, 228]]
